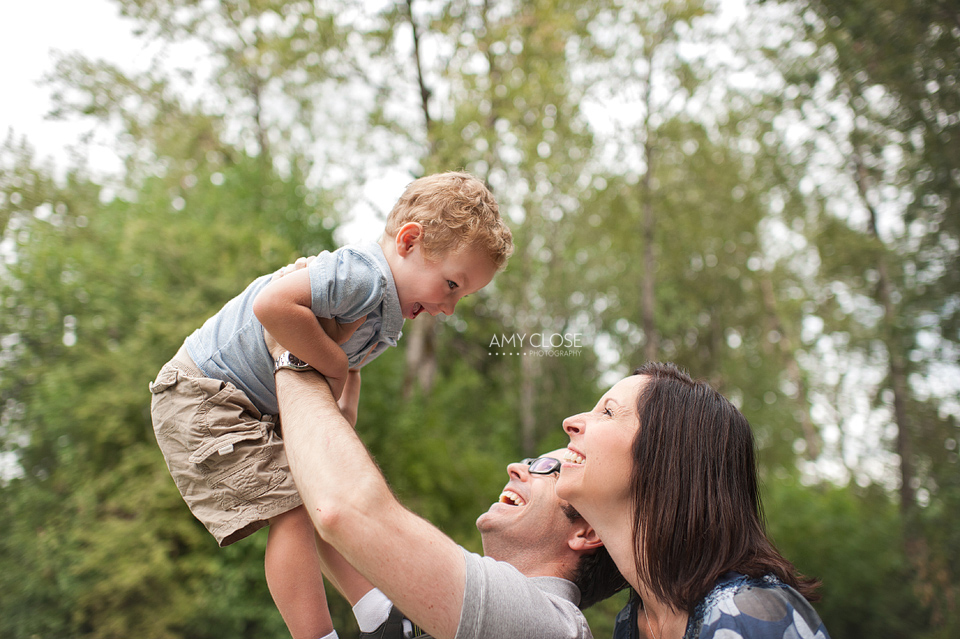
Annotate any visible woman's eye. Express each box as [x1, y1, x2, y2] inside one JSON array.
[[602, 407, 613, 417]]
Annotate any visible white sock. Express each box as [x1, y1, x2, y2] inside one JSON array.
[[353, 587, 394, 633], [317, 631, 339, 639]]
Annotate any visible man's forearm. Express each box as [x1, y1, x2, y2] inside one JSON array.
[[277, 369, 382, 509], [276, 369, 466, 639]]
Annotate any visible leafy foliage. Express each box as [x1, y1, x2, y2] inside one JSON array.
[[0, 0, 957, 637]]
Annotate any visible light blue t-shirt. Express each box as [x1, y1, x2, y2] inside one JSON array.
[[184, 241, 403, 416]]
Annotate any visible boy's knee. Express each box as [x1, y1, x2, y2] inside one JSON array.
[[270, 505, 314, 533]]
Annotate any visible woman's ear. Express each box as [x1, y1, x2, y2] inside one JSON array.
[[568, 524, 604, 552], [395, 222, 424, 257]]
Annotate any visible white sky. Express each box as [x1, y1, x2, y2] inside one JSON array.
[[0, 0, 400, 243], [1, 1, 145, 171]]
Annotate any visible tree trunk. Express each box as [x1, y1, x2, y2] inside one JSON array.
[[400, 0, 439, 398], [640, 54, 659, 363], [854, 157, 914, 519], [402, 315, 438, 399], [760, 277, 821, 459]]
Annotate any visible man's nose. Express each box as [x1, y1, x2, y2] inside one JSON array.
[[506, 461, 528, 479]]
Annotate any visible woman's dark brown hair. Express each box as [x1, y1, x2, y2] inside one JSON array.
[[629, 362, 820, 613]]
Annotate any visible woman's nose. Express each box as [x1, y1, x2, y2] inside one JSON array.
[[562, 413, 583, 435]]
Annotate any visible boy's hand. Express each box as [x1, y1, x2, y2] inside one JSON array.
[[271, 255, 368, 345], [265, 326, 362, 414], [318, 316, 368, 345], [265, 255, 367, 402]]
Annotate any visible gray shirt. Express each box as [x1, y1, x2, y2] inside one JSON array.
[[185, 242, 402, 416], [456, 548, 592, 639]]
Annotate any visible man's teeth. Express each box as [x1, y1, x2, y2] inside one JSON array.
[[499, 489, 525, 506], [564, 449, 585, 465]]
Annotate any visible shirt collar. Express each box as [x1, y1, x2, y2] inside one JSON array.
[[528, 575, 582, 607], [363, 241, 404, 344]]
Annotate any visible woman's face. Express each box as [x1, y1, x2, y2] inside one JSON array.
[[555, 375, 646, 518]]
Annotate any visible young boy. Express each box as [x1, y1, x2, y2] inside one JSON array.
[[149, 172, 513, 639]]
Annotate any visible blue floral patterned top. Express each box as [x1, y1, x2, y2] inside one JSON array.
[[613, 572, 831, 639]]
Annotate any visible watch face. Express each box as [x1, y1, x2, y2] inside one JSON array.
[[276, 352, 312, 371], [287, 353, 308, 367]]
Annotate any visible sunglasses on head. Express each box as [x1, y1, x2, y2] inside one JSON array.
[[522, 456, 562, 475]]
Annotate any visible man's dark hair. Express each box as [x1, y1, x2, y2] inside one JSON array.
[[562, 504, 628, 609]]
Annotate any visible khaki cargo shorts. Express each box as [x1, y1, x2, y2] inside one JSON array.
[[149, 346, 302, 546]]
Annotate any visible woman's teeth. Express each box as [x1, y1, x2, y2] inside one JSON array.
[[564, 449, 585, 465]]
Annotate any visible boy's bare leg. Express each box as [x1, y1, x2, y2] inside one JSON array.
[[316, 535, 377, 606], [267, 505, 335, 639]]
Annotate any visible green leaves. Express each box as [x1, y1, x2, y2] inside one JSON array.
[[1, 0, 958, 635]]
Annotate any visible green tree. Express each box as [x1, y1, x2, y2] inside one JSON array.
[[761, 0, 960, 632], [0, 123, 337, 635], [765, 479, 926, 638]]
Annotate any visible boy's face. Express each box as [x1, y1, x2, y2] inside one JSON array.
[[392, 242, 498, 320]]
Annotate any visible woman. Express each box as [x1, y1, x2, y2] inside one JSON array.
[[557, 362, 830, 639]]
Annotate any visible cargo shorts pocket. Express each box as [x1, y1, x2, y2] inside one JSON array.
[[189, 379, 285, 504], [150, 367, 285, 505], [148, 367, 180, 394]]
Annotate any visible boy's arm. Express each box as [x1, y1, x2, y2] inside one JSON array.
[[337, 369, 361, 427], [252, 268, 350, 399]]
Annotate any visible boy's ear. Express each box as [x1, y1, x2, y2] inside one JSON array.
[[568, 523, 604, 553], [395, 222, 424, 257]]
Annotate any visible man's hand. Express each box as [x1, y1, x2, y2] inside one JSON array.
[[338, 369, 361, 427]]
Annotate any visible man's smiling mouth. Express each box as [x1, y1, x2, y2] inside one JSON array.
[[499, 489, 525, 506]]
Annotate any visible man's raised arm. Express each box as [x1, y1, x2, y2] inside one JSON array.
[[275, 367, 466, 639]]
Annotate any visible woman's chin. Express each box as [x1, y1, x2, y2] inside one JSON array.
[[554, 475, 575, 502]]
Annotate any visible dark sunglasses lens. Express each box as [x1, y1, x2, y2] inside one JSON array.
[[528, 457, 561, 474]]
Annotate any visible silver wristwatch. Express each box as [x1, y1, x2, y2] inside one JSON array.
[[274, 351, 312, 373]]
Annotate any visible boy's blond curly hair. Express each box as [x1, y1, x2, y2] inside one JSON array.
[[384, 172, 513, 270]]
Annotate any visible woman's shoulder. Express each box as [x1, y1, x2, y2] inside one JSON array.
[[686, 573, 830, 639]]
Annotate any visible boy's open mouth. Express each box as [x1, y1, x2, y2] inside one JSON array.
[[411, 303, 424, 318]]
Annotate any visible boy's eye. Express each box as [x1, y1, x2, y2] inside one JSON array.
[[447, 280, 459, 290]]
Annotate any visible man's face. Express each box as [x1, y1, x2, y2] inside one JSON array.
[[475, 448, 580, 562]]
